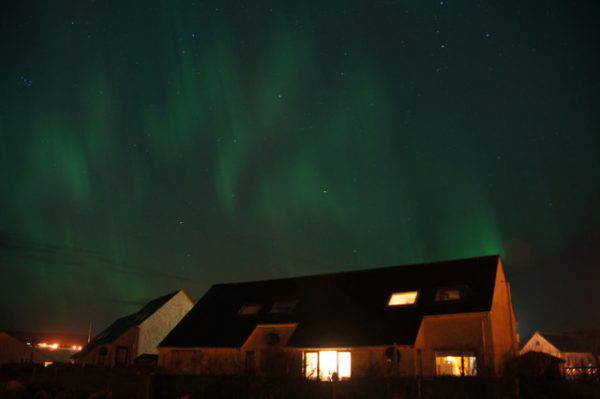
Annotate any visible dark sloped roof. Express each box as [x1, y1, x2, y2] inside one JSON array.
[[160, 255, 500, 348], [540, 331, 600, 353], [73, 291, 179, 358]]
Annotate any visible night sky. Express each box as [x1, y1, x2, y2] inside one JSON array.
[[1, 1, 598, 340]]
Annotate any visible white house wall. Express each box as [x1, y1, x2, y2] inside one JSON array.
[[520, 332, 562, 358], [137, 291, 194, 357]]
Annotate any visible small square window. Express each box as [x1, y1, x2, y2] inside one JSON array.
[[238, 304, 263, 315], [387, 291, 419, 306], [435, 286, 465, 302], [269, 300, 298, 314]]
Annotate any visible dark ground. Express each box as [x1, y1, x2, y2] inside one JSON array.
[[1, 364, 599, 399]]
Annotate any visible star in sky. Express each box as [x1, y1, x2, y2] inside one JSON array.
[[19, 76, 33, 87]]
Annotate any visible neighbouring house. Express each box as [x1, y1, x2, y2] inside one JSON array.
[[0, 330, 86, 365], [158, 255, 518, 379], [73, 290, 194, 367], [520, 331, 600, 377]]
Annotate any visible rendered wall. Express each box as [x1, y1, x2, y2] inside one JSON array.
[[414, 313, 488, 376], [520, 332, 561, 358], [488, 260, 519, 374], [138, 291, 194, 357], [159, 347, 243, 374], [77, 326, 138, 367], [160, 345, 415, 377], [332, 346, 414, 377]]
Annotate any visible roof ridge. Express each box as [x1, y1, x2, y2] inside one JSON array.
[[117, 290, 180, 321], [214, 254, 500, 287]]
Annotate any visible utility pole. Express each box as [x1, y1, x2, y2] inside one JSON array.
[[87, 320, 93, 343]]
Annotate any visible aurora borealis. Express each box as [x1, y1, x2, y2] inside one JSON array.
[[1, 1, 599, 337]]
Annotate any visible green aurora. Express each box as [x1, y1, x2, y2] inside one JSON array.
[[1, 1, 599, 336]]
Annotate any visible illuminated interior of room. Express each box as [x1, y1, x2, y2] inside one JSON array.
[[304, 350, 351, 381], [435, 355, 477, 376], [387, 291, 419, 306]]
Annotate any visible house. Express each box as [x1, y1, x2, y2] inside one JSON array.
[[158, 255, 518, 379], [0, 330, 40, 364], [0, 330, 86, 365], [73, 290, 194, 367], [520, 331, 600, 377]]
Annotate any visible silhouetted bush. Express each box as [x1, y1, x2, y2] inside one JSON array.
[[506, 352, 564, 380], [2, 363, 600, 399]]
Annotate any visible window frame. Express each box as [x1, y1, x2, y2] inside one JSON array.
[[303, 350, 352, 381], [434, 286, 468, 303], [386, 290, 420, 308], [434, 351, 478, 377], [303, 351, 319, 379], [269, 299, 299, 314], [237, 303, 264, 316]]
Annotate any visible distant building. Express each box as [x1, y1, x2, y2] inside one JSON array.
[[520, 331, 600, 377], [73, 290, 194, 367], [159, 255, 518, 378], [0, 330, 86, 365]]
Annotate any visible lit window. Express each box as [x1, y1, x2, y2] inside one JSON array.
[[269, 300, 298, 314], [338, 352, 351, 379], [319, 351, 338, 380], [305, 352, 318, 379], [238, 304, 263, 315], [435, 355, 477, 376], [387, 291, 418, 306], [304, 351, 352, 381], [435, 286, 465, 302]]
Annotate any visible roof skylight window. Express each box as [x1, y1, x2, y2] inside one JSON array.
[[387, 291, 419, 306], [238, 303, 263, 315], [435, 287, 465, 302], [269, 300, 299, 314]]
